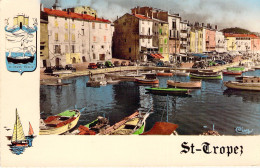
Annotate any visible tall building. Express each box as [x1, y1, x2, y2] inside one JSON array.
[[41, 6, 113, 67], [40, 19, 49, 67]]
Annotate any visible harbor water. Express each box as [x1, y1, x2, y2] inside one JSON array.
[[40, 70, 260, 135]]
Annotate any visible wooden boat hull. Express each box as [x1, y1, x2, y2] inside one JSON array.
[[157, 72, 173, 77], [224, 81, 260, 91], [39, 113, 80, 135], [190, 73, 223, 80], [167, 80, 201, 89], [135, 78, 159, 84], [223, 70, 242, 75]]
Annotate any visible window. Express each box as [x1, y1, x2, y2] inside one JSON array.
[[105, 24, 108, 29], [54, 45, 61, 54], [129, 48, 131, 53], [71, 45, 75, 53], [159, 28, 162, 35], [65, 23, 68, 29], [142, 38, 144, 42], [72, 34, 75, 42], [72, 23, 75, 29], [64, 33, 68, 41], [148, 39, 150, 44], [92, 22, 95, 29], [104, 36, 106, 42], [55, 20, 58, 27], [99, 23, 101, 29], [93, 53, 96, 59], [172, 22, 176, 29], [101, 45, 104, 49], [164, 39, 167, 44], [40, 46, 44, 50], [55, 33, 58, 41], [160, 47, 163, 53], [142, 27, 144, 34], [93, 36, 96, 42], [82, 29, 84, 35]]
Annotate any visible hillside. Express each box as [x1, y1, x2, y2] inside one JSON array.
[[222, 27, 254, 35]]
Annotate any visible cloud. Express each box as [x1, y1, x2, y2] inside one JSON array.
[[41, 0, 260, 32]]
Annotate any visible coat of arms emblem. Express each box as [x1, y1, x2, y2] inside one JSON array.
[[5, 14, 38, 74]]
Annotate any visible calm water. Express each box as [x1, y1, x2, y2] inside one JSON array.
[[40, 70, 260, 135]]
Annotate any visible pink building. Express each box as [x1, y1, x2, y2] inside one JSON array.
[[205, 28, 216, 52], [251, 36, 260, 53]]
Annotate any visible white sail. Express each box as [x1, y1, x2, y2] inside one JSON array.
[[11, 109, 26, 142]]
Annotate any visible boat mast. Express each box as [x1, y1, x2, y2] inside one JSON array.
[[166, 94, 169, 122]]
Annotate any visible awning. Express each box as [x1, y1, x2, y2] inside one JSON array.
[[150, 53, 164, 59], [192, 53, 208, 58]]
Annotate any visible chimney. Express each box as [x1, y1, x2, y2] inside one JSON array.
[[207, 23, 210, 28], [152, 12, 153, 19], [202, 23, 204, 27], [215, 25, 218, 30]]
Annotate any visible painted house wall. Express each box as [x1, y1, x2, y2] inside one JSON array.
[[215, 31, 226, 53], [159, 23, 169, 61], [205, 28, 216, 51], [190, 30, 196, 53], [235, 37, 251, 52], [139, 19, 153, 51], [226, 37, 237, 51], [40, 20, 49, 67]]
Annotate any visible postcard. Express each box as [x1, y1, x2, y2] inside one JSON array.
[[0, 0, 259, 167]]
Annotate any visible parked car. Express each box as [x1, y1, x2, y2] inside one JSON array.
[[156, 61, 164, 67], [65, 64, 76, 72], [105, 61, 114, 68], [121, 61, 128, 66], [97, 62, 105, 69], [114, 61, 121, 67], [53, 65, 64, 71], [88, 63, 98, 69], [128, 62, 136, 66], [44, 67, 53, 74], [214, 60, 226, 65]]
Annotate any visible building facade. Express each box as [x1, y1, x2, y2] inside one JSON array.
[[41, 7, 112, 67], [63, 6, 97, 17], [40, 19, 49, 67]]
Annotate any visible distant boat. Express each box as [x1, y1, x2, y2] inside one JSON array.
[[167, 80, 202, 89], [171, 70, 190, 76], [10, 109, 28, 147], [190, 71, 222, 80], [39, 108, 83, 135], [135, 73, 159, 85], [145, 87, 190, 95], [156, 71, 173, 77], [222, 70, 242, 75], [224, 76, 260, 91]]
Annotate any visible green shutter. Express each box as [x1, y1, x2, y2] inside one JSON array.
[[160, 47, 163, 53], [159, 28, 162, 34], [164, 39, 167, 44]]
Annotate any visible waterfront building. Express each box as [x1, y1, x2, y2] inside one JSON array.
[[215, 29, 227, 53], [40, 18, 49, 67], [41, 4, 112, 67], [189, 29, 196, 53], [180, 20, 188, 54], [157, 20, 169, 62], [113, 13, 156, 62], [205, 23, 216, 52], [63, 6, 97, 17]]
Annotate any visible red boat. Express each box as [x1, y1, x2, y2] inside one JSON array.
[[156, 72, 173, 77], [223, 70, 242, 75]]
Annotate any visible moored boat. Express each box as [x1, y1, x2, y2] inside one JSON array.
[[101, 111, 150, 135], [190, 71, 223, 80], [167, 80, 201, 89], [222, 70, 242, 75], [171, 70, 190, 76], [135, 73, 159, 85], [224, 76, 260, 91], [156, 72, 173, 77], [145, 87, 190, 95], [39, 108, 83, 135]]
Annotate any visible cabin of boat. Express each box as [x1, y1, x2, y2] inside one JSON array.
[[224, 76, 260, 91]]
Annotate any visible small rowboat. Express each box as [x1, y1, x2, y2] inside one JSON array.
[[101, 111, 150, 135], [135, 73, 159, 85], [190, 71, 223, 80], [145, 87, 190, 95], [222, 70, 242, 75], [224, 81, 260, 91], [171, 70, 190, 76], [167, 80, 201, 89], [141, 122, 178, 135], [39, 108, 84, 135]]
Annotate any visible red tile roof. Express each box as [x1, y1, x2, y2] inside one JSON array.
[[44, 8, 111, 23], [133, 14, 152, 21], [224, 33, 258, 38]]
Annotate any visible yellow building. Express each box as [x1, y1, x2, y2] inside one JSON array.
[[226, 37, 237, 51], [197, 29, 203, 53], [40, 19, 49, 67], [190, 30, 196, 53], [159, 23, 169, 62], [66, 53, 81, 64]]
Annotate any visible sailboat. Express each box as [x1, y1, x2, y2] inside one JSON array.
[[28, 122, 34, 138], [11, 109, 29, 147]]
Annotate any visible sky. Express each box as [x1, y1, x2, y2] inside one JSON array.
[[41, 0, 260, 33]]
